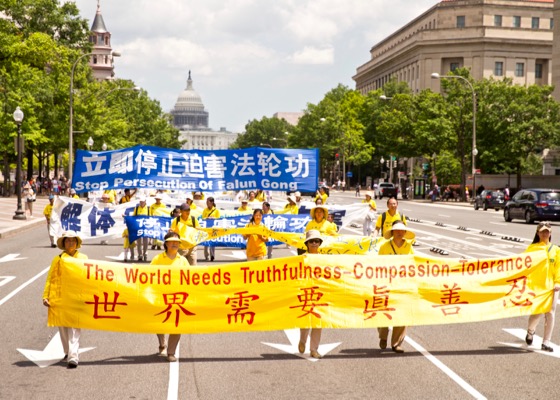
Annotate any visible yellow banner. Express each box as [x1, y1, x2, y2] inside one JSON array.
[[200, 224, 382, 254], [48, 251, 553, 334]]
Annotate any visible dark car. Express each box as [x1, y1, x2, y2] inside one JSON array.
[[474, 190, 505, 211], [503, 188, 560, 224]]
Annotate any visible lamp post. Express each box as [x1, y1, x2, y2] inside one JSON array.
[[13, 106, 26, 220], [431, 72, 477, 202], [87, 136, 94, 150], [69, 51, 121, 185], [380, 95, 393, 100], [102, 143, 107, 151]]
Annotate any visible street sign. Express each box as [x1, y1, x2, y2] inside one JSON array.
[[346, 171, 352, 177]]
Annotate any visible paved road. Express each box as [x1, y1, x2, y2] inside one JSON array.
[[1, 192, 558, 399]]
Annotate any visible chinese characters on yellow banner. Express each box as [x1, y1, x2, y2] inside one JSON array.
[[47, 251, 553, 334]]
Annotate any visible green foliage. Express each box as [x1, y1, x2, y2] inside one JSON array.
[[232, 116, 291, 149]]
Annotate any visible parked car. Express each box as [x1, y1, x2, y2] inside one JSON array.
[[474, 190, 506, 211], [375, 182, 398, 199], [503, 188, 560, 224]]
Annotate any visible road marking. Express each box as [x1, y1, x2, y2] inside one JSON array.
[[261, 328, 341, 362], [501, 328, 560, 358], [223, 250, 247, 260], [0, 276, 16, 288], [405, 336, 487, 399], [106, 252, 126, 261], [0, 253, 26, 263], [0, 266, 49, 307], [17, 332, 95, 368], [167, 342, 180, 400]]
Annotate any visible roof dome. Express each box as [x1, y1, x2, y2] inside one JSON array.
[[174, 71, 205, 111]]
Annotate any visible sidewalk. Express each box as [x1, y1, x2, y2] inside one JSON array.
[[0, 195, 50, 239]]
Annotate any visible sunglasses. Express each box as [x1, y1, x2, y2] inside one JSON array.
[[307, 239, 321, 244]]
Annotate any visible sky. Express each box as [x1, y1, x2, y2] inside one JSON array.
[[69, 0, 438, 133]]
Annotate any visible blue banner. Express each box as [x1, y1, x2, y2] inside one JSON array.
[[200, 213, 312, 248], [72, 145, 319, 194], [124, 216, 173, 243]]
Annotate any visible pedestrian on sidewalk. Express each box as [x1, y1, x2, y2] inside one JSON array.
[[42, 231, 88, 368]]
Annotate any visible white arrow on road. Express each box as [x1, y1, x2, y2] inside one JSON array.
[[223, 250, 248, 260], [262, 328, 341, 362], [0, 276, 15, 288], [106, 252, 126, 261], [0, 254, 26, 263], [17, 332, 96, 368], [500, 328, 560, 358]]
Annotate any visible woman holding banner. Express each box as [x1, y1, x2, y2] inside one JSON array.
[[153, 231, 190, 362], [42, 231, 87, 369], [525, 221, 560, 352], [377, 221, 415, 353], [298, 230, 325, 359], [243, 209, 268, 261], [202, 197, 220, 262]]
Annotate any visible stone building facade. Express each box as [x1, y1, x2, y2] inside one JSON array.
[[353, 0, 554, 94]]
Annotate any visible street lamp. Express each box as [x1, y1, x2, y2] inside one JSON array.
[[102, 143, 107, 151], [87, 136, 94, 150], [13, 106, 26, 220], [69, 51, 121, 185], [380, 95, 393, 100], [431, 72, 477, 201]]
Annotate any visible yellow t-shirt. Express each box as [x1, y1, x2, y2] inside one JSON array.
[[315, 193, 328, 204], [43, 251, 88, 300], [305, 219, 338, 236], [363, 199, 377, 210], [525, 242, 560, 285], [150, 202, 168, 217], [43, 204, 53, 219], [280, 203, 299, 215], [150, 251, 190, 267], [244, 222, 267, 258], [202, 207, 220, 219], [134, 204, 150, 216], [378, 239, 414, 255], [375, 211, 407, 237]]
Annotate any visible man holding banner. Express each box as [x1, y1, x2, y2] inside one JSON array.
[[171, 203, 201, 265]]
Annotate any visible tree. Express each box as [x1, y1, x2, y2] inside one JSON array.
[[231, 116, 292, 149]]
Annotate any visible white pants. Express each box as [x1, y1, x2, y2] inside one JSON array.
[[59, 326, 81, 363], [528, 290, 559, 345], [363, 219, 374, 236], [137, 237, 149, 258]]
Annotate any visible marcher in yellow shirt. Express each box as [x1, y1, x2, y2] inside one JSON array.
[[305, 205, 338, 236], [202, 197, 220, 262], [42, 231, 88, 369], [279, 195, 299, 214], [170, 203, 201, 265], [238, 199, 253, 213], [43, 194, 56, 247], [314, 187, 328, 204], [524, 221, 560, 352], [377, 221, 415, 354], [243, 209, 268, 260], [152, 231, 190, 362]]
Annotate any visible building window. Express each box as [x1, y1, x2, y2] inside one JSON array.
[[494, 62, 503, 76], [450, 63, 460, 71], [92, 55, 98, 65], [551, 18, 554, 29], [515, 63, 524, 77], [532, 17, 539, 29], [535, 63, 543, 79], [513, 16, 521, 28], [89, 35, 97, 44], [457, 16, 465, 28], [494, 15, 502, 27]]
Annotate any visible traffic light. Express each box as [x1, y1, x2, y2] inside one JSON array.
[[393, 160, 397, 168], [386, 160, 390, 168], [335, 153, 339, 160]]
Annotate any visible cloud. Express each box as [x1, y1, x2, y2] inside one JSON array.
[[288, 46, 334, 65]]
